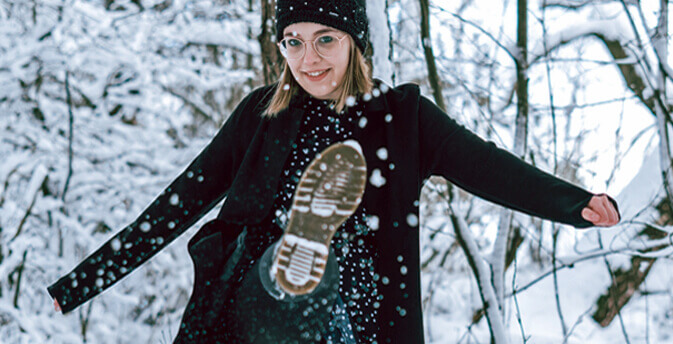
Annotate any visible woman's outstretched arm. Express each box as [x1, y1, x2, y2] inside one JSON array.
[[418, 95, 620, 228], [47, 87, 266, 314]]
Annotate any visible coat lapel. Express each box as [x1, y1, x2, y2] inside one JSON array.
[[218, 106, 304, 225]]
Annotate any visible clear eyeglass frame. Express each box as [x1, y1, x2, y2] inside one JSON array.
[[277, 34, 349, 60]]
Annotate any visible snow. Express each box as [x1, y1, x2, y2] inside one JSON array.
[[375, 147, 388, 160], [358, 116, 368, 128], [369, 168, 386, 188], [367, 0, 393, 84]]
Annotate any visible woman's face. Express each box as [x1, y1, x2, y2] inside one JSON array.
[[281, 22, 351, 100]]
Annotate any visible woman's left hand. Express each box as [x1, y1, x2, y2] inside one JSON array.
[[581, 194, 620, 227]]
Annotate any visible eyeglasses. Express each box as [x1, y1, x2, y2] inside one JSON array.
[[277, 33, 349, 60]]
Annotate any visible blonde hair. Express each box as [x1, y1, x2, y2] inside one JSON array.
[[263, 35, 374, 117]]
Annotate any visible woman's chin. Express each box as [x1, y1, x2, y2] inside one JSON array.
[[305, 85, 335, 100]]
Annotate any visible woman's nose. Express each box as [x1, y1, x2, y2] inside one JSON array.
[[303, 43, 321, 63]]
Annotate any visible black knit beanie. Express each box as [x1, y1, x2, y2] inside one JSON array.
[[276, 0, 369, 54]]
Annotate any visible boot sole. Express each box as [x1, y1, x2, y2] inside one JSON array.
[[271, 140, 367, 296]]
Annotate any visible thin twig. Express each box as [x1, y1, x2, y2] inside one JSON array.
[[0, 165, 20, 208], [540, 0, 558, 173], [80, 301, 94, 343], [561, 306, 594, 344], [598, 232, 632, 344], [512, 241, 653, 295], [430, 3, 517, 62], [12, 250, 28, 309], [11, 173, 47, 242], [644, 278, 651, 344], [62, 70, 74, 202], [511, 251, 528, 343], [552, 225, 568, 337]]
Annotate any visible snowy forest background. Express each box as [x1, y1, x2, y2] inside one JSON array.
[[1, 0, 672, 343]]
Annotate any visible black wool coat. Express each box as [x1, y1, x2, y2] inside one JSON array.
[[48, 79, 595, 344]]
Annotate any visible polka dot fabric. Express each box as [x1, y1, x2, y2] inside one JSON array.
[[271, 96, 380, 343]]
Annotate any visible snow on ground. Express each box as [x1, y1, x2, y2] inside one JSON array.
[[426, 254, 673, 344]]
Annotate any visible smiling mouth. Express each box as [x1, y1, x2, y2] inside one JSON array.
[[305, 69, 330, 77]]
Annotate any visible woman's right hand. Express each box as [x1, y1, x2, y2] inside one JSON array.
[[54, 299, 61, 312]]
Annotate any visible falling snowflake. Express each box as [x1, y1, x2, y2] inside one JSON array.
[[358, 117, 368, 128], [369, 169, 386, 187], [366, 215, 380, 230], [406, 213, 419, 227], [376, 147, 388, 160]]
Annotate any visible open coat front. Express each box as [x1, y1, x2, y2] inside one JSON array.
[[48, 79, 594, 343]]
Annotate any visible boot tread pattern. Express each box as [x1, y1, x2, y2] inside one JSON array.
[[271, 141, 367, 296]]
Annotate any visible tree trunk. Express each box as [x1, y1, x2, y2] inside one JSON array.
[[247, 0, 255, 89], [491, 0, 528, 318], [653, 0, 673, 208], [259, 0, 282, 85], [367, 0, 394, 85], [419, 0, 445, 111]]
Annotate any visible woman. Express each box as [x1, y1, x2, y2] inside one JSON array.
[[48, 0, 620, 343]]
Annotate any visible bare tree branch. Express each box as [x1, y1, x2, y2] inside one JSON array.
[[420, 0, 447, 111], [62, 71, 74, 203]]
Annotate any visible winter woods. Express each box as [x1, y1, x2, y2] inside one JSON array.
[[0, 0, 671, 343]]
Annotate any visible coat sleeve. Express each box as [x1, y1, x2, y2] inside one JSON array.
[[418, 95, 595, 228], [47, 88, 265, 314]]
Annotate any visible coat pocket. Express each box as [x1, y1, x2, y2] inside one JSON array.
[[174, 220, 246, 343]]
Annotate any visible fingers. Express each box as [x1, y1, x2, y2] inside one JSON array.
[[581, 207, 600, 223], [583, 194, 620, 227], [597, 195, 619, 225], [54, 299, 61, 312]]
